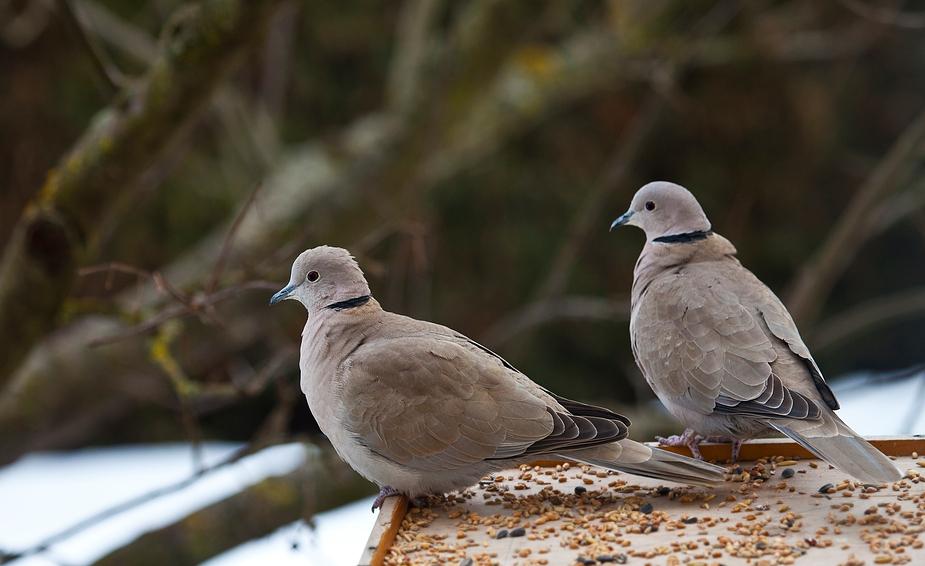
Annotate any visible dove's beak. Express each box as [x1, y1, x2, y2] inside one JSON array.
[[270, 284, 298, 305], [610, 210, 634, 231]]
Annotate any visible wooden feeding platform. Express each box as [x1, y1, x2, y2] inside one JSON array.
[[360, 437, 925, 566]]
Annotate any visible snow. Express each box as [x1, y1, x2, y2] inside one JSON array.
[[0, 367, 921, 566], [829, 369, 925, 435], [199, 496, 378, 566], [0, 442, 376, 566]]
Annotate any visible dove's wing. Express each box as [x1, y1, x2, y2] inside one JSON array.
[[343, 333, 626, 472]]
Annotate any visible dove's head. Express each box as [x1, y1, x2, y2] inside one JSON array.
[[270, 245, 371, 312], [611, 181, 711, 241]]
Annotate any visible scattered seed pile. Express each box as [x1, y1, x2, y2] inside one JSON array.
[[380, 453, 925, 566]]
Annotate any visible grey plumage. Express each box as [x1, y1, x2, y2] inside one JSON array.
[[612, 181, 901, 484], [271, 245, 726, 509]]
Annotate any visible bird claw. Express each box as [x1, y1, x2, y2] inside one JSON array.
[[657, 428, 705, 459], [657, 430, 743, 462], [371, 486, 402, 512], [371, 486, 432, 512]]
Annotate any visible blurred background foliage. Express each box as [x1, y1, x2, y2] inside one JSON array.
[[3, 0, 925, 548]]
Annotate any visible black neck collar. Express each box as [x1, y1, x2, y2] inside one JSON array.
[[653, 230, 712, 244], [325, 295, 371, 310]]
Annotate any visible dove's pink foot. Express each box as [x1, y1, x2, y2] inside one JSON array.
[[372, 486, 402, 511], [657, 428, 705, 459], [372, 486, 428, 511], [657, 430, 743, 462]]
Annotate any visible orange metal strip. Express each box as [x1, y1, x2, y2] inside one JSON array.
[[528, 437, 925, 467], [654, 435, 925, 461]]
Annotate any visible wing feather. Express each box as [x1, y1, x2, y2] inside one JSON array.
[[632, 260, 831, 422], [344, 335, 631, 472]]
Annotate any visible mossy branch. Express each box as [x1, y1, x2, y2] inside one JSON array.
[[0, 0, 282, 386]]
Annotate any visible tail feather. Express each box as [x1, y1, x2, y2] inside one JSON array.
[[770, 417, 901, 484], [561, 440, 726, 486]]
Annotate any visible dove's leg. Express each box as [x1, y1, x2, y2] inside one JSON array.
[[371, 486, 402, 511], [656, 428, 704, 459], [730, 439, 743, 461], [700, 436, 744, 461], [371, 486, 429, 511]]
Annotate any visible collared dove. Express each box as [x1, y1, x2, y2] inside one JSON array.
[[271, 245, 725, 510], [611, 181, 901, 483]]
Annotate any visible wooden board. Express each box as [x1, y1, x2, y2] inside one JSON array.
[[360, 437, 925, 566]]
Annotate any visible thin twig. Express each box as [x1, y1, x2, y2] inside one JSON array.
[[205, 181, 265, 295], [239, 346, 296, 396], [87, 305, 187, 347], [77, 262, 151, 279], [199, 279, 282, 305], [534, 91, 666, 301], [692, 0, 746, 36], [249, 375, 299, 451], [533, 0, 743, 303], [77, 262, 154, 304], [153, 272, 192, 305], [87, 280, 280, 347], [179, 395, 206, 473]]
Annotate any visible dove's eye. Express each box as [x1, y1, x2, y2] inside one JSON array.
[[644, 201, 656, 211], [306, 270, 320, 282]]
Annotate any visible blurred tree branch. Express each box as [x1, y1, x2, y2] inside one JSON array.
[[535, 91, 667, 303], [386, 0, 445, 117], [0, 0, 52, 49], [3, 188, 291, 466], [488, 1, 744, 349], [2, 0, 580, 464], [785, 106, 925, 328], [3, 1, 896, 466], [480, 89, 665, 349], [76, 0, 158, 63], [812, 285, 925, 352], [840, 0, 925, 29], [0, 0, 284, 386], [110, 20, 636, 314]]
